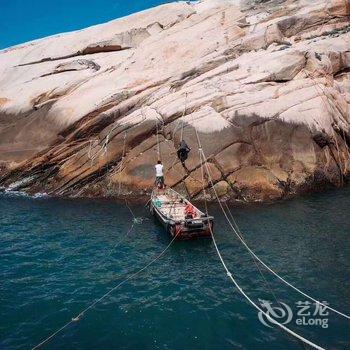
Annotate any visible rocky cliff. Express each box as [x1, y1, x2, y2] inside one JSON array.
[[0, 0, 349, 202]]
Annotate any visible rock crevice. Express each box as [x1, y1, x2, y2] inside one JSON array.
[[0, 0, 349, 202]]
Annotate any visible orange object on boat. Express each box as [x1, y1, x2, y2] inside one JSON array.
[[150, 188, 214, 240], [185, 203, 196, 218]]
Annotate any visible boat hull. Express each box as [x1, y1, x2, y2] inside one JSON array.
[[150, 198, 214, 240]]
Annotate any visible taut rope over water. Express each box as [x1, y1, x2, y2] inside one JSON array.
[[194, 128, 350, 320], [31, 232, 179, 350], [194, 127, 350, 349]]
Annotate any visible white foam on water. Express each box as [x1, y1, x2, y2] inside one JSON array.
[[1, 189, 49, 199], [32, 192, 49, 198], [3, 189, 29, 197], [7, 176, 35, 191]]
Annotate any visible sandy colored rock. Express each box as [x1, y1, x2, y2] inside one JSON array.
[[0, 0, 349, 202], [216, 142, 255, 172], [213, 180, 233, 198], [184, 163, 222, 197], [228, 166, 284, 201]]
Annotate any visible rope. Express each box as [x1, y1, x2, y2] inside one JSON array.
[[172, 119, 183, 141], [172, 92, 188, 141], [96, 223, 135, 269], [222, 200, 290, 309], [331, 127, 344, 186], [195, 133, 350, 320], [209, 223, 325, 350], [195, 129, 284, 310], [118, 131, 128, 195], [194, 134, 325, 350], [115, 133, 146, 224], [304, 69, 346, 186], [123, 198, 146, 224], [31, 232, 179, 350], [112, 128, 147, 222], [86, 105, 141, 170], [87, 139, 100, 166], [317, 0, 330, 36], [156, 121, 161, 161], [341, 128, 350, 157], [87, 133, 111, 167], [180, 93, 188, 142], [97, 202, 148, 269], [180, 120, 185, 142], [32, 117, 153, 349]]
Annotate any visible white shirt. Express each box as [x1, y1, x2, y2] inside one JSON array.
[[155, 164, 163, 177]]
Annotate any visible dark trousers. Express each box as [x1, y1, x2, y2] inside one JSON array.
[[155, 176, 164, 188]]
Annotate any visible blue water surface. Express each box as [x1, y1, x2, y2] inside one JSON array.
[[0, 187, 349, 349]]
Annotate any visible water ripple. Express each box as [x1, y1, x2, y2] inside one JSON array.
[[1, 188, 349, 349]]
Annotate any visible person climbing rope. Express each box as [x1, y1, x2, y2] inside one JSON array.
[[155, 160, 164, 189], [177, 140, 191, 167]]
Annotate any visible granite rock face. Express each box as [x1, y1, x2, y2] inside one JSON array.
[[0, 0, 349, 202]]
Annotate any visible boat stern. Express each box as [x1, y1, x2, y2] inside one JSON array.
[[168, 217, 214, 240]]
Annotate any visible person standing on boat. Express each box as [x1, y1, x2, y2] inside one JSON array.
[[155, 160, 164, 189], [177, 140, 191, 167]]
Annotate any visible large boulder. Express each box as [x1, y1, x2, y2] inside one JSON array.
[[0, 0, 349, 202]]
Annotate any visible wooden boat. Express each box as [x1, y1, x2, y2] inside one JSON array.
[[150, 188, 214, 240]]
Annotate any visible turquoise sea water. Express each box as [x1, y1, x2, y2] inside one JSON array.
[[1, 187, 349, 349]]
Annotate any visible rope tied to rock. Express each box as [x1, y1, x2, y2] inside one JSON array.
[[180, 93, 188, 142], [156, 121, 161, 161], [194, 127, 349, 350], [118, 130, 128, 196]]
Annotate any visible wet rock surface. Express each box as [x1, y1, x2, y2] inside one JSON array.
[[0, 0, 349, 202]]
